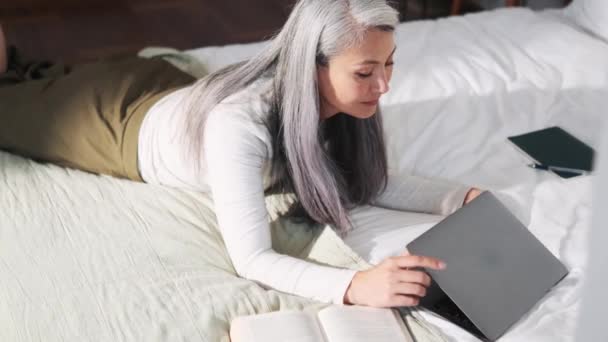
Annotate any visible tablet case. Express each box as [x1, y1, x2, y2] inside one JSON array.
[[508, 126, 594, 178]]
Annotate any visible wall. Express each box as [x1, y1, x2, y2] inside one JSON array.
[[480, 0, 567, 9], [0, 0, 570, 65]]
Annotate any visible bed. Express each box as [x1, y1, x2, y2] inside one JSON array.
[[1, 4, 606, 342]]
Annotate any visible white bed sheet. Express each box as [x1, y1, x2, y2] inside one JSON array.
[[187, 7, 607, 341], [0, 6, 605, 342]]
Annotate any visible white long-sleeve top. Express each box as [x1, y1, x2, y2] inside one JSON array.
[[137, 75, 471, 305]]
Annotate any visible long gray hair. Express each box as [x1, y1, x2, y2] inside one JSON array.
[[182, 0, 399, 235]]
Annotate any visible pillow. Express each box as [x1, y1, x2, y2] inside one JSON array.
[[565, 0, 608, 41]]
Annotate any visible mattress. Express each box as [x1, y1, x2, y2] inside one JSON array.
[[1, 6, 606, 342]]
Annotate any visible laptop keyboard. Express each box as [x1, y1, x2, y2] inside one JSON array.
[[427, 295, 487, 341]]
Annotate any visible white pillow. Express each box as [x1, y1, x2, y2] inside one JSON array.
[[566, 0, 608, 41]]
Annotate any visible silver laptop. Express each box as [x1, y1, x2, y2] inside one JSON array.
[[407, 191, 569, 341]]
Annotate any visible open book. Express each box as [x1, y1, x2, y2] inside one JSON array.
[[230, 305, 413, 342]]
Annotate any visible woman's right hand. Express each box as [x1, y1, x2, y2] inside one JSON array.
[[343, 251, 446, 307]]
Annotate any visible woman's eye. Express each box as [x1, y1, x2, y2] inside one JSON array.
[[356, 72, 373, 78], [356, 62, 393, 78]]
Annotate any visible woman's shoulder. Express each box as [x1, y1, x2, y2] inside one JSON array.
[[208, 75, 274, 131], [216, 74, 273, 111], [204, 76, 275, 157]]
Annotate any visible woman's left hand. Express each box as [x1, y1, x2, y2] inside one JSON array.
[[463, 187, 482, 205]]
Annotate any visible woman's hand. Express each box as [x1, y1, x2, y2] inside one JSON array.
[[343, 251, 446, 307], [463, 187, 482, 205]]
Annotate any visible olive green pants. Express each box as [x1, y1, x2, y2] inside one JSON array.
[[0, 56, 196, 181]]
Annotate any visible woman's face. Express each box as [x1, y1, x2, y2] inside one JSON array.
[[317, 29, 396, 120]]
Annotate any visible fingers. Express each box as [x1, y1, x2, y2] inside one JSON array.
[[392, 254, 446, 271], [390, 295, 420, 307], [387, 275, 431, 307], [363, 253, 445, 308], [393, 282, 427, 298], [379, 275, 430, 308], [397, 270, 432, 287]]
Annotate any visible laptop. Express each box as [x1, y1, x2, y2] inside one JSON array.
[[406, 191, 569, 341]]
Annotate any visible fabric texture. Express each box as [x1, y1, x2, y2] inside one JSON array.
[[138, 46, 209, 79], [0, 56, 195, 181], [0, 45, 71, 87], [0, 157, 451, 341], [565, 0, 608, 42]]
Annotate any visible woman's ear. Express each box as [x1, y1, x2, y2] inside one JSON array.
[[316, 53, 329, 67], [316, 65, 328, 87]]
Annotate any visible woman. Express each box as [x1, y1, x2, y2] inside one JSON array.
[[0, 0, 481, 308]]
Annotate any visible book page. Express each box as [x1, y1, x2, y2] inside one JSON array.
[[230, 310, 326, 342], [317, 306, 411, 342]]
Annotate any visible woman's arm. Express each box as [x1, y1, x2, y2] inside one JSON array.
[[204, 111, 356, 304], [371, 172, 475, 215], [203, 110, 466, 307]]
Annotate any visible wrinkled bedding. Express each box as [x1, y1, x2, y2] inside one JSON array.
[[0, 152, 446, 342], [1, 6, 606, 342]]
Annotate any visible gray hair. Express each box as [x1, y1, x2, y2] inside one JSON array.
[[182, 0, 399, 235]]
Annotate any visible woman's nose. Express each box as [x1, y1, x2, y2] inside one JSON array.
[[375, 72, 390, 94]]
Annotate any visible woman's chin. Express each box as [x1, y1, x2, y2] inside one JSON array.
[[337, 104, 378, 119], [352, 107, 378, 119]]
